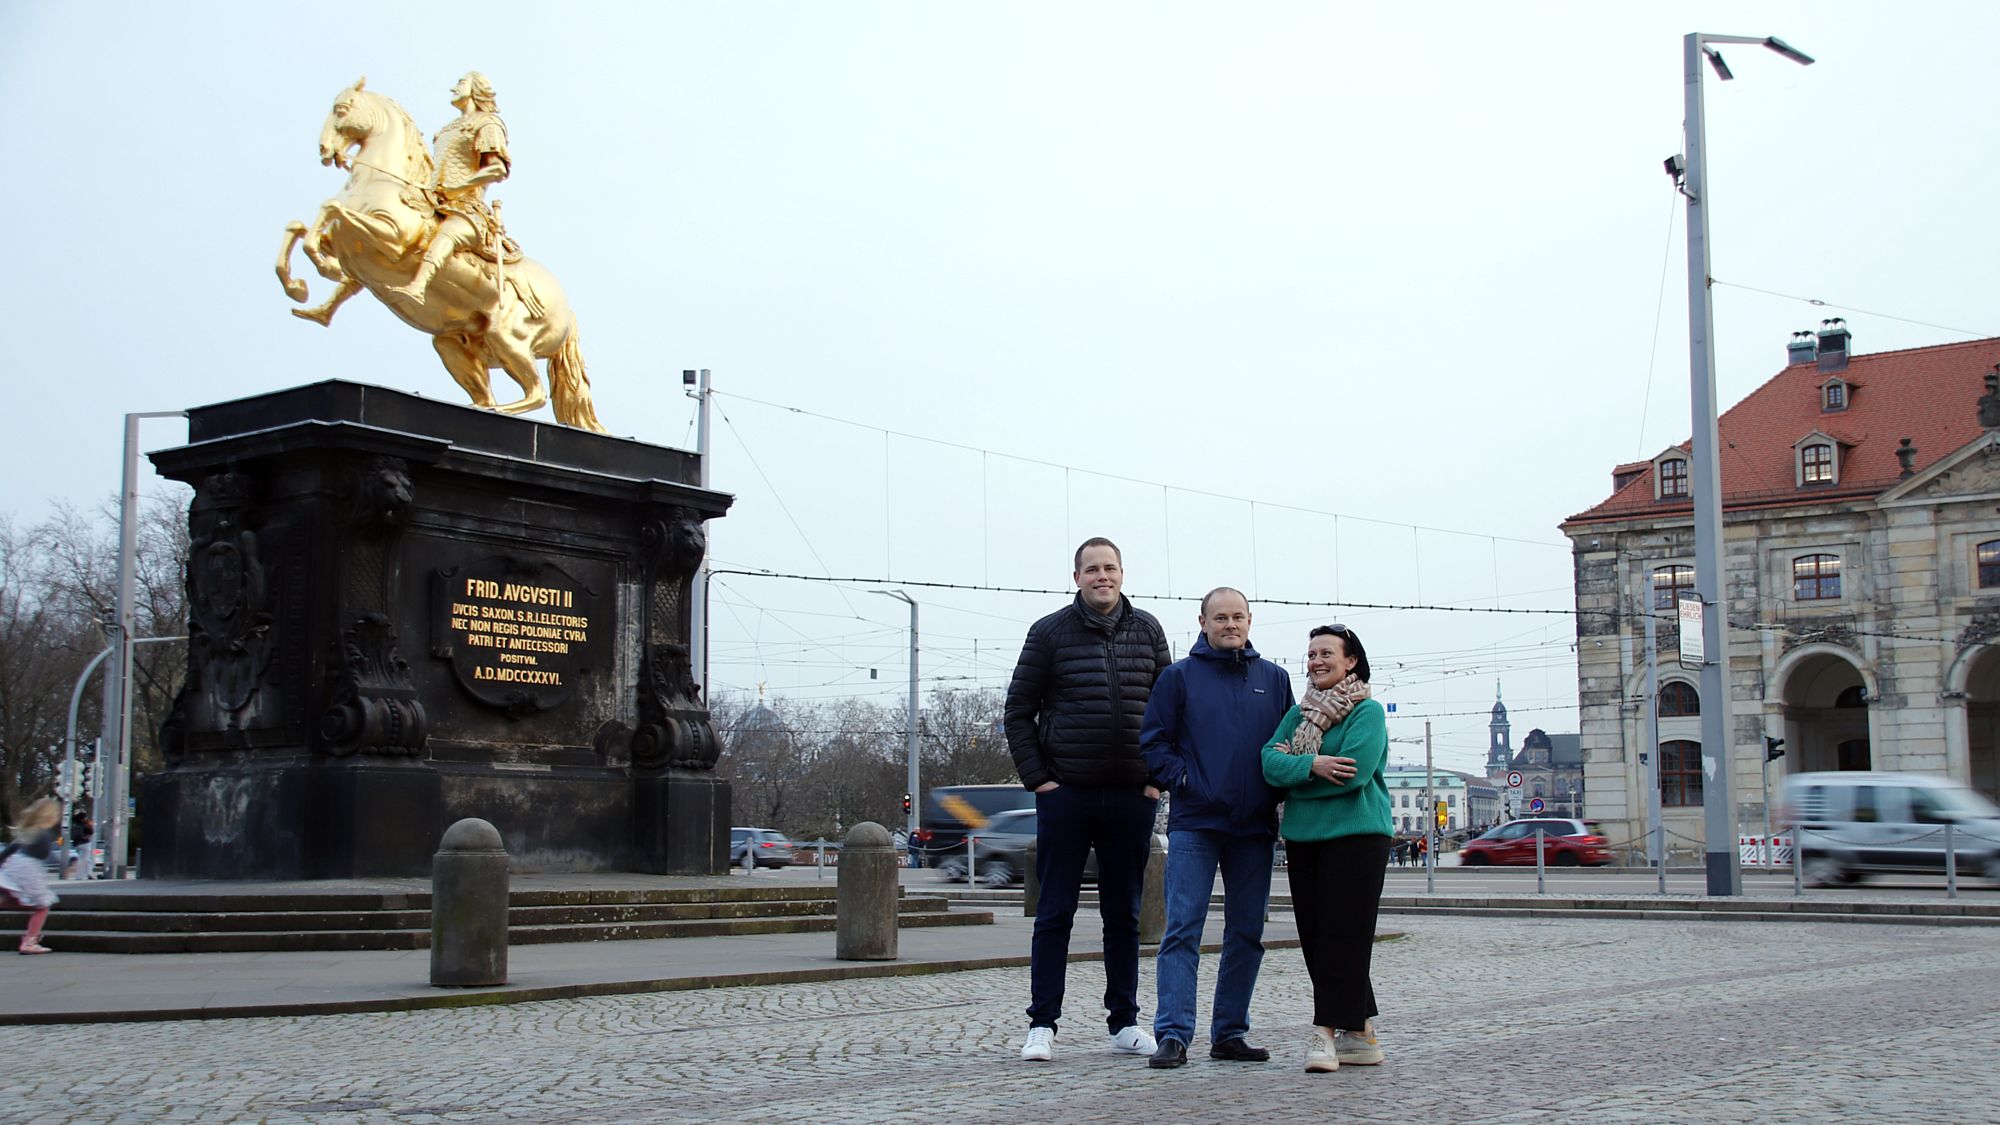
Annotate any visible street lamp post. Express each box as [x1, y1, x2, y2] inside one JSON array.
[[873, 589, 919, 840], [1675, 32, 1812, 897], [98, 409, 185, 879]]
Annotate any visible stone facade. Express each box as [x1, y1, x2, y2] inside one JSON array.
[[1564, 334, 2000, 851]]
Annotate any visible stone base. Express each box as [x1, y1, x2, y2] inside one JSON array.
[[632, 771, 729, 875], [141, 760, 442, 879]]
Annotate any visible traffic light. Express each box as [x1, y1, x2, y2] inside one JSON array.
[[1764, 735, 1786, 762], [80, 762, 97, 800], [1435, 799, 1448, 829], [901, 793, 912, 815], [56, 758, 75, 800]]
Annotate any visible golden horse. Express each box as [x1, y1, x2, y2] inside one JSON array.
[[276, 78, 605, 432]]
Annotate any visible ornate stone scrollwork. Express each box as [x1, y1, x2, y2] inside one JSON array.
[[175, 472, 278, 746], [639, 507, 706, 584], [1783, 621, 1858, 653], [632, 642, 720, 770], [1958, 611, 2000, 652], [321, 612, 428, 755], [319, 456, 427, 756]]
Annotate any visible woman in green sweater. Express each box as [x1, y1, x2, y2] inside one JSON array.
[[1261, 624, 1391, 1073]]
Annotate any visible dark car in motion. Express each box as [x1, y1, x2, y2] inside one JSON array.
[[911, 784, 1034, 866], [933, 808, 1118, 886], [1458, 818, 1611, 867]]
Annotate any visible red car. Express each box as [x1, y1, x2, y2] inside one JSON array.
[[1459, 818, 1612, 867]]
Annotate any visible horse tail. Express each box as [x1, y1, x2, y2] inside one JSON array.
[[550, 325, 606, 433]]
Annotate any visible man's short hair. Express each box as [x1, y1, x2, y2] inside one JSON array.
[[1199, 587, 1248, 616], [1073, 536, 1122, 572]]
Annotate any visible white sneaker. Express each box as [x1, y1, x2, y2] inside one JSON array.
[[1021, 1026, 1056, 1062], [1109, 1026, 1157, 1056], [1304, 1029, 1339, 1073], [1335, 1022, 1384, 1066]]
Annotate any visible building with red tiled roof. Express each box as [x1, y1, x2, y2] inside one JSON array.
[[1560, 324, 2000, 858]]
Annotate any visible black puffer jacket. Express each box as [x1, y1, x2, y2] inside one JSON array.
[[1004, 594, 1172, 790]]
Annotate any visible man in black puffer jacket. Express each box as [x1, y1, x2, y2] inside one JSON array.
[[1005, 536, 1171, 1063]]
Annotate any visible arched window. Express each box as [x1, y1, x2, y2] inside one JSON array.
[[1793, 554, 1842, 601], [1801, 443, 1835, 484], [1660, 740, 1703, 807], [1658, 681, 1701, 717], [1979, 539, 2000, 589], [1658, 458, 1689, 498], [1651, 565, 1695, 610]]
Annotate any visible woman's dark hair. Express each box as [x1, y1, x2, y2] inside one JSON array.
[[1309, 624, 1370, 683]]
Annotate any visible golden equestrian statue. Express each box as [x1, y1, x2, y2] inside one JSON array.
[[276, 74, 606, 433]]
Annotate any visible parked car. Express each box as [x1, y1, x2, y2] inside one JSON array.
[[1458, 818, 1612, 867], [1782, 771, 2000, 887], [911, 784, 1034, 866], [729, 827, 796, 870]]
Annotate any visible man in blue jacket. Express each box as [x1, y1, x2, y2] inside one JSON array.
[[1139, 587, 1295, 1068]]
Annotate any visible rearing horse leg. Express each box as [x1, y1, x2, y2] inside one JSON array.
[[433, 334, 497, 408], [484, 327, 548, 416], [292, 278, 362, 326], [277, 223, 311, 303]]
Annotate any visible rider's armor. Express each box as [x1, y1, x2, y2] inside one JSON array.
[[428, 110, 517, 260]]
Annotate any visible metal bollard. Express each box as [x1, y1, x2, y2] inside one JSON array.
[[1946, 822, 1958, 900], [1023, 838, 1040, 917], [431, 818, 509, 988], [1139, 834, 1167, 944], [1534, 826, 1546, 895], [836, 822, 899, 961]]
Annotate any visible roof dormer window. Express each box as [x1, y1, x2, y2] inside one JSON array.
[[1657, 457, 1688, 498], [1793, 432, 1841, 487], [1823, 380, 1847, 411]]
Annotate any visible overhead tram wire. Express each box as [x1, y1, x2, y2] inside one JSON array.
[[710, 389, 1570, 552], [1709, 279, 1999, 339], [714, 403, 864, 620]]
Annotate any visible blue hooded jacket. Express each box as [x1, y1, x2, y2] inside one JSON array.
[[1141, 635, 1297, 837]]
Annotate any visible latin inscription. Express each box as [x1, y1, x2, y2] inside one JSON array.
[[433, 559, 603, 711]]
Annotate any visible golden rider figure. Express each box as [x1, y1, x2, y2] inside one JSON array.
[[388, 71, 514, 303]]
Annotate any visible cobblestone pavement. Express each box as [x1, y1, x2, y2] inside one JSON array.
[[3, 915, 1992, 1124]]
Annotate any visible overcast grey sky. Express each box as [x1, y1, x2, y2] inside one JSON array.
[[4, 2, 1995, 771]]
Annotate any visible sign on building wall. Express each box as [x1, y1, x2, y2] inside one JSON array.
[[1677, 592, 1705, 671]]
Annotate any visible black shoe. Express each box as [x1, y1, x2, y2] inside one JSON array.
[[1148, 1038, 1188, 1069], [1209, 1037, 1271, 1062]]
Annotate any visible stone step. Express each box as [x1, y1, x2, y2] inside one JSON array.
[[43, 895, 958, 935], [45, 905, 994, 954], [51, 882, 856, 915]]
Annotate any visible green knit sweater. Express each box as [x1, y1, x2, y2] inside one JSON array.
[[1259, 697, 1393, 842]]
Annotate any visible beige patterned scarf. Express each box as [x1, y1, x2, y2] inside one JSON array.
[[1284, 674, 1372, 755]]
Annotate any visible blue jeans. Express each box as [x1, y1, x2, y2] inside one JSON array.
[[1152, 828, 1274, 1046], [1027, 784, 1158, 1033]]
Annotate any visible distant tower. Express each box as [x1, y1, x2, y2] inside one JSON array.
[[1487, 681, 1511, 771]]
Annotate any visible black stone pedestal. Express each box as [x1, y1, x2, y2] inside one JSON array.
[[140, 380, 732, 879], [634, 771, 730, 875]]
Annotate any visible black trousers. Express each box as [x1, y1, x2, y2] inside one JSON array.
[[1287, 833, 1391, 1031]]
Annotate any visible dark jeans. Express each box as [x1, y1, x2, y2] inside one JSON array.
[[1027, 783, 1158, 1033], [1288, 833, 1391, 1031]]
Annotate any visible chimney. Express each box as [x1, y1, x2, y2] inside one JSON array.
[[1980, 368, 2000, 429], [1816, 318, 1850, 372], [1896, 438, 1917, 479], [1787, 331, 1818, 366]]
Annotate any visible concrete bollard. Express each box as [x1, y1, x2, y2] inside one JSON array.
[[1139, 833, 1167, 944], [836, 821, 899, 961], [431, 818, 510, 987], [1022, 838, 1040, 917]]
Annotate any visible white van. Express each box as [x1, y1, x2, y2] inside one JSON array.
[[1781, 771, 2000, 887]]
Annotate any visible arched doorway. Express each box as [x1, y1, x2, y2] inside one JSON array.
[[1777, 650, 1870, 773], [1965, 647, 2000, 800]]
